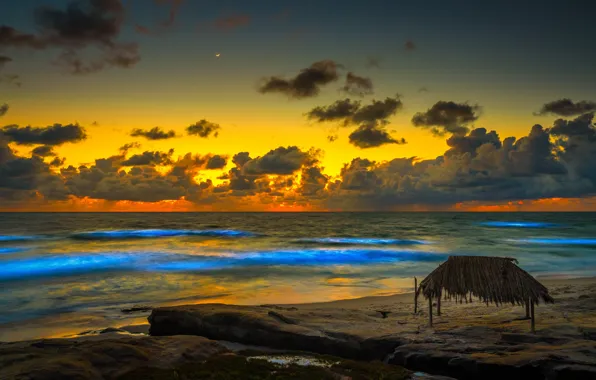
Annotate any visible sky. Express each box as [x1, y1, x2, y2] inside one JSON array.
[[1, 0, 596, 211]]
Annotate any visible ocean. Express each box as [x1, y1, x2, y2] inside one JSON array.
[[1, 212, 596, 341]]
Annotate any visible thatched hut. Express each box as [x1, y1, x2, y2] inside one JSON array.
[[417, 256, 554, 332]]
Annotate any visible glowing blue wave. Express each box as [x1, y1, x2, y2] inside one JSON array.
[[0, 247, 29, 255], [70, 229, 255, 240], [513, 238, 596, 246], [479, 221, 557, 228], [0, 235, 40, 242], [0, 254, 140, 280], [297, 237, 428, 246], [0, 248, 447, 280]]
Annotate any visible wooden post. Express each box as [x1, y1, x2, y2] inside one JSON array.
[[414, 277, 418, 314], [437, 291, 441, 316], [525, 299, 530, 319], [530, 302, 535, 333], [428, 297, 433, 327]]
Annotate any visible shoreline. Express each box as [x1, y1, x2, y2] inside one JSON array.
[[2, 276, 595, 343]]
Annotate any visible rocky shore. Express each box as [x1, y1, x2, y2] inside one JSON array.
[[2, 277, 595, 379]]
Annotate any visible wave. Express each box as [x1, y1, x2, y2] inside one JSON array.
[[70, 229, 256, 240], [511, 238, 596, 246], [479, 221, 558, 228], [296, 237, 428, 246], [0, 248, 447, 280], [0, 235, 41, 242], [0, 247, 29, 255]]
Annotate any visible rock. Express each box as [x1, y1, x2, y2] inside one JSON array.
[[121, 306, 152, 314], [149, 304, 366, 359], [267, 310, 297, 325], [99, 327, 125, 334], [0, 335, 229, 380], [376, 310, 392, 318], [549, 364, 596, 380]]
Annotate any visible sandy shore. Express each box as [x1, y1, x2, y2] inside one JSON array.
[[1, 276, 595, 343]]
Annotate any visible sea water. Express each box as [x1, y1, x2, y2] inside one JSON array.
[[1, 212, 595, 341]]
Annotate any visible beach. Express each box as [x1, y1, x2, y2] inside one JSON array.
[[2, 276, 595, 379]]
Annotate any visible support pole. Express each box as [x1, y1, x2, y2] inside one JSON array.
[[437, 291, 442, 316], [525, 299, 530, 318], [530, 302, 535, 333], [428, 297, 433, 327], [414, 277, 418, 314]]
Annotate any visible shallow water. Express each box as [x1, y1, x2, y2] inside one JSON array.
[[1, 212, 595, 341]]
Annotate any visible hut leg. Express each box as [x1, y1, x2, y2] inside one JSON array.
[[530, 302, 535, 334], [414, 277, 418, 314], [437, 293, 441, 316], [525, 299, 530, 319], [428, 297, 433, 327]]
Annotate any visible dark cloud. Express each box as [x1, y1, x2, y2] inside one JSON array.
[[365, 57, 381, 69], [536, 99, 596, 117], [298, 166, 328, 196], [121, 149, 174, 166], [1, 123, 87, 145], [0, 137, 69, 201], [0, 56, 12, 68], [349, 125, 406, 148], [418, 87, 429, 93], [186, 120, 221, 138], [214, 14, 251, 31], [307, 96, 405, 148], [232, 152, 251, 167], [31, 145, 56, 157], [130, 127, 177, 140], [0, 103, 8, 117], [0, 74, 22, 87], [0, 0, 140, 74], [206, 155, 227, 169], [119, 142, 141, 153], [404, 40, 416, 51], [258, 60, 342, 99], [340, 72, 373, 97], [445, 128, 501, 157], [134, 0, 185, 35], [242, 146, 319, 175], [550, 112, 596, 139], [306, 99, 362, 124], [327, 134, 338, 142], [307, 96, 402, 127], [412, 101, 481, 136]]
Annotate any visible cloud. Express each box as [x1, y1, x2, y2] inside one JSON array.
[[327, 134, 338, 142], [0, 0, 140, 74], [0, 74, 21, 87], [121, 149, 174, 166], [186, 120, 221, 138], [31, 145, 56, 157], [0, 137, 69, 201], [404, 40, 416, 51], [258, 60, 342, 99], [119, 142, 141, 153], [418, 87, 429, 93], [154, 0, 185, 28], [242, 146, 319, 175], [536, 99, 596, 117], [215, 14, 251, 31], [0, 103, 8, 117], [365, 57, 381, 69], [444, 128, 501, 157], [0, 56, 12, 68], [0, 123, 87, 145], [307, 96, 405, 148], [307, 96, 403, 127], [349, 125, 407, 148], [130, 127, 177, 140], [412, 101, 481, 136], [340, 72, 373, 97], [206, 155, 227, 169]]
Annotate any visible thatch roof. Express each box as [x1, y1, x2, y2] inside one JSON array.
[[418, 256, 554, 306]]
